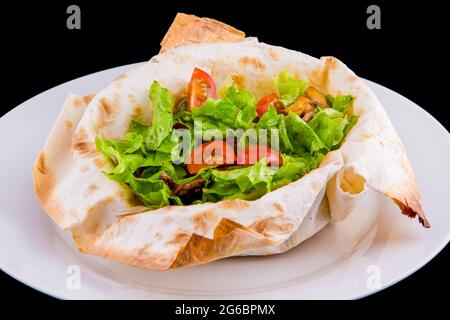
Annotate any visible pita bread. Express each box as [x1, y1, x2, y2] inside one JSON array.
[[33, 14, 428, 270], [160, 13, 245, 52]]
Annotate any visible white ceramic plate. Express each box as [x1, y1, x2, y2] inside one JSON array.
[[0, 63, 449, 300]]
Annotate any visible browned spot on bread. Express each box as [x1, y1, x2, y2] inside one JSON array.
[[360, 133, 372, 141], [33, 154, 66, 227], [163, 215, 174, 224], [65, 120, 73, 129], [250, 216, 294, 238], [255, 81, 275, 98], [72, 128, 95, 154], [231, 73, 246, 89], [309, 69, 323, 88], [133, 105, 142, 117], [135, 244, 153, 257], [83, 93, 95, 105], [217, 199, 250, 211], [193, 210, 218, 235], [310, 58, 334, 91], [93, 157, 105, 168], [86, 184, 98, 195], [121, 249, 176, 270], [80, 165, 89, 173], [324, 56, 339, 71], [95, 97, 119, 129], [268, 48, 280, 60], [273, 203, 284, 213], [35, 152, 48, 175], [319, 57, 340, 91], [166, 232, 191, 246], [99, 98, 116, 118], [114, 73, 127, 82], [73, 97, 82, 108], [128, 93, 136, 105], [238, 56, 266, 71]]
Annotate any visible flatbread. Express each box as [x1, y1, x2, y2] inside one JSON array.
[[33, 14, 428, 270], [160, 13, 245, 52]]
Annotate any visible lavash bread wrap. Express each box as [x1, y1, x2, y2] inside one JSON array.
[[33, 13, 429, 270]]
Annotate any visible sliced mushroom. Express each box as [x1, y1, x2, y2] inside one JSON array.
[[273, 100, 285, 113], [283, 96, 315, 116], [305, 87, 328, 107], [302, 111, 315, 122]]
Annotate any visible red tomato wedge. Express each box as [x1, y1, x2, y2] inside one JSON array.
[[187, 140, 236, 174], [236, 145, 283, 167], [187, 68, 217, 110], [256, 93, 278, 116]]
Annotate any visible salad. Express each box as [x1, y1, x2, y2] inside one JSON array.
[[96, 68, 357, 208]]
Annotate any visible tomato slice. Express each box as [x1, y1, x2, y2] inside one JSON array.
[[187, 68, 217, 110], [187, 140, 235, 174], [236, 145, 283, 167], [256, 93, 278, 116]]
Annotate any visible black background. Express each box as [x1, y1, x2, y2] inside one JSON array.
[[1, 0, 448, 311]]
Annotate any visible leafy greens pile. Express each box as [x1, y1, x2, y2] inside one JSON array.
[[96, 72, 357, 208]]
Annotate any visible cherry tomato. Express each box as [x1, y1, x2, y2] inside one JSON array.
[[236, 145, 283, 167], [187, 140, 235, 174], [256, 93, 278, 116], [187, 68, 217, 110]]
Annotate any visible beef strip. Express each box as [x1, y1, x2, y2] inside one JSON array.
[[159, 172, 205, 203]]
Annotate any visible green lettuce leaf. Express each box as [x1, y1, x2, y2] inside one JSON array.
[[308, 108, 349, 149], [345, 114, 358, 135], [192, 99, 239, 128], [216, 161, 276, 192], [256, 105, 293, 153], [326, 95, 354, 112], [146, 81, 174, 150], [285, 112, 326, 154], [256, 104, 279, 128], [191, 99, 238, 140], [217, 74, 235, 99], [299, 151, 325, 170], [95, 136, 145, 182], [128, 175, 182, 207], [225, 86, 256, 111], [203, 161, 277, 201], [273, 71, 308, 106], [272, 155, 310, 189], [191, 94, 257, 139]]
